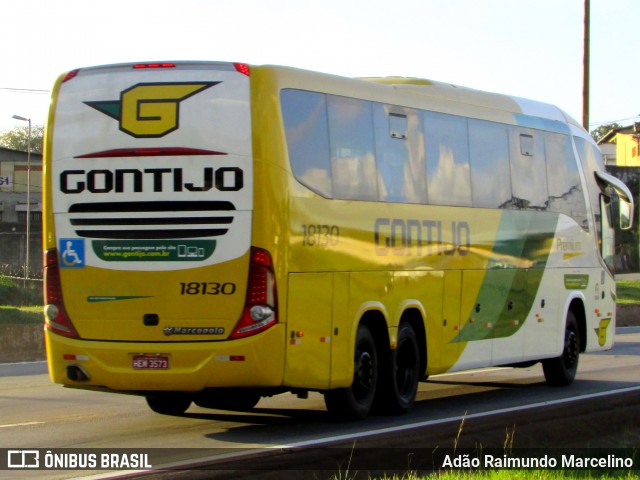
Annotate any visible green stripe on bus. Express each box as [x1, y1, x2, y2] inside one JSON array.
[[454, 210, 558, 343]]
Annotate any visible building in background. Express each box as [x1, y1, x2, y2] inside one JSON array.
[[0, 147, 43, 277], [598, 123, 640, 166]]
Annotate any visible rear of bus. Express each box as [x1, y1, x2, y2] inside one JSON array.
[[43, 62, 284, 408]]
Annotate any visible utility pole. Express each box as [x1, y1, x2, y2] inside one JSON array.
[[12, 115, 32, 285], [583, 0, 590, 130]]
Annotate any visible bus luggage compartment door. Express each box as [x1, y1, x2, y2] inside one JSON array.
[[284, 273, 333, 389]]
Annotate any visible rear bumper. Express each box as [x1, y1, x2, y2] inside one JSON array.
[[45, 324, 286, 393]]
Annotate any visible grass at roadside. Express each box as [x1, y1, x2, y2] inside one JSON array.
[[615, 279, 640, 305], [360, 472, 638, 480], [0, 305, 42, 324]]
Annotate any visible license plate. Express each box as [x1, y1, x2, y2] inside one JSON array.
[[132, 355, 169, 370]]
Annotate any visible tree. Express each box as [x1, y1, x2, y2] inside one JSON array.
[[0, 125, 44, 153], [590, 122, 622, 143]]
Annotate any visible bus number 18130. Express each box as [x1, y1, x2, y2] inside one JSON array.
[[302, 224, 340, 247], [179, 282, 237, 295]]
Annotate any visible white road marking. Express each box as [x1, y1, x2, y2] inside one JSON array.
[[284, 385, 640, 448], [432, 367, 505, 377], [78, 385, 640, 479], [0, 422, 44, 428]]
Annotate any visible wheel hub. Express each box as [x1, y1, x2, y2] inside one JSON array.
[[356, 351, 374, 389]]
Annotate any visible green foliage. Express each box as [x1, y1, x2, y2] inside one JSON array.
[[590, 122, 622, 143], [0, 306, 41, 324], [0, 275, 15, 287], [0, 276, 42, 306], [0, 125, 44, 153]]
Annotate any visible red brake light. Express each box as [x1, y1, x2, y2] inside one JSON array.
[[43, 249, 79, 338], [230, 247, 277, 339], [133, 63, 176, 69], [233, 63, 251, 76]]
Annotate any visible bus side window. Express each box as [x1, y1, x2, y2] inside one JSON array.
[[546, 132, 588, 229], [374, 105, 426, 204], [509, 129, 549, 210], [389, 113, 407, 139], [281, 89, 333, 198], [423, 111, 472, 207], [574, 136, 606, 234], [327, 95, 378, 201], [468, 119, 512, 208]]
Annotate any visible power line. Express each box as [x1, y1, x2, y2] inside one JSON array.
[[589, 115, 640, 129], [0, 87, 49, 94]]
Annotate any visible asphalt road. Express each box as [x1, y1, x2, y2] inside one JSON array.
[[1, 327, 639, 479]]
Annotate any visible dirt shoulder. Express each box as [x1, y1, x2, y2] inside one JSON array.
[[616, 304, 640, 327]]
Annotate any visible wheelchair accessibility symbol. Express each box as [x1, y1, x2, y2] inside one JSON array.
[[59, 238, 85, 268]]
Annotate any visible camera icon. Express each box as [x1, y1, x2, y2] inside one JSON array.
[[7, 450, 40, 469]]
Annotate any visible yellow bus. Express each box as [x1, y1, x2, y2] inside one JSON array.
[[43, 61, 633, 420]]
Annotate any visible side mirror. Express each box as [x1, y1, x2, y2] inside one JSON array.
[[619, 197, 633, 230], [595, 171, 634, 230]]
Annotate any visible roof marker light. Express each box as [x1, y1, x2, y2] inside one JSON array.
[[233, 63, 250, 76], [62, 69, 79, 83]]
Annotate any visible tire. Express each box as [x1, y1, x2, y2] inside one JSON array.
[[194, 392, 261, 411], [379, 322, 420, 415], [543, 310, 580, 386], [324, 324, 378, 420], [145, 394, 192, 415]]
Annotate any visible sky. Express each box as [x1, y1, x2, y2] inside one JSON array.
[[1, 0, 638, 134]]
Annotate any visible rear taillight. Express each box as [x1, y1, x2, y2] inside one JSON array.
[[43, 249, 79, 338], [230, 247, 277, 339]]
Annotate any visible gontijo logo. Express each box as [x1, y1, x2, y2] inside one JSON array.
[[85, 82, 219, 138]]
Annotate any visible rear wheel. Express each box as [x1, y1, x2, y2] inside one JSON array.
[[382, 322, 420, 414], [543, 311, 580, 386], [324, 324, 378, 420], [145, 394, 192, 415]]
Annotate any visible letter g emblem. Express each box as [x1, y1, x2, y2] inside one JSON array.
[[85, 81, 219, 138], [119, 82, 218, 138]]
